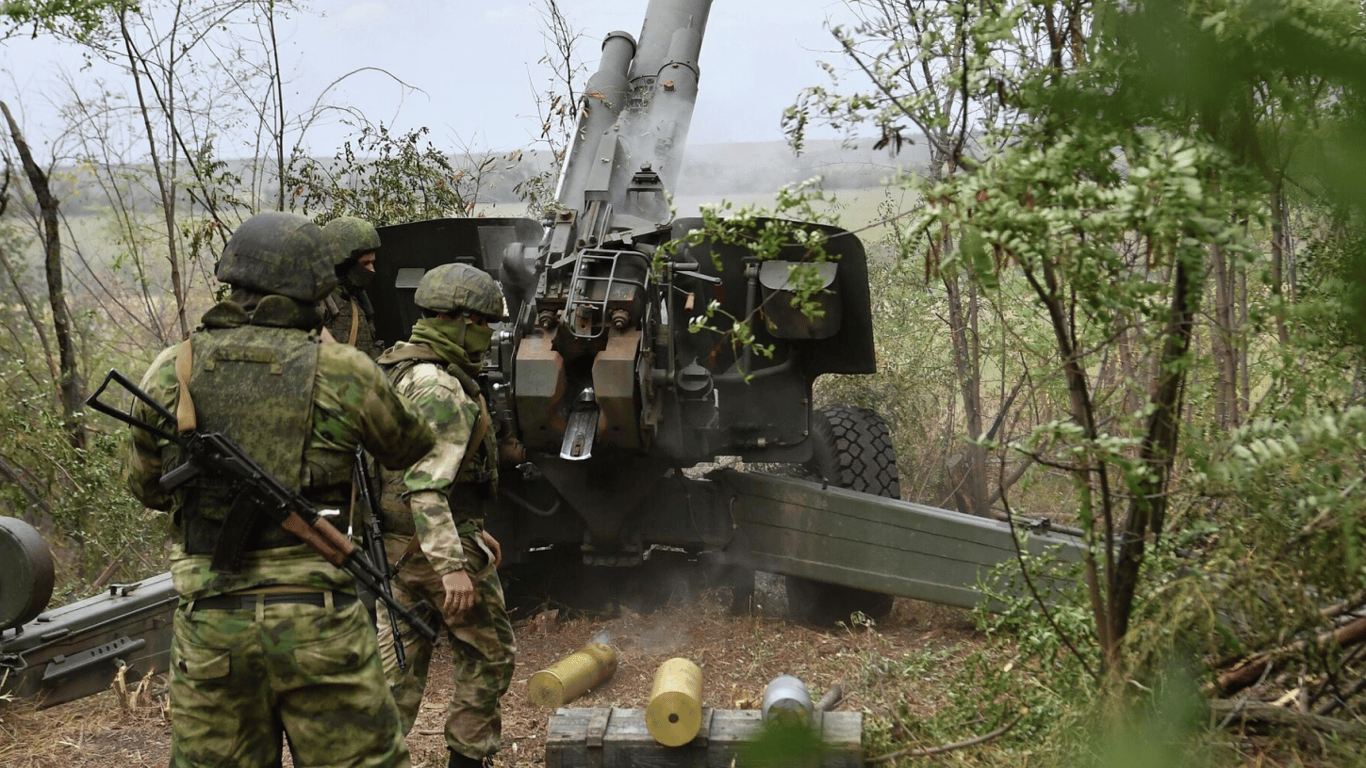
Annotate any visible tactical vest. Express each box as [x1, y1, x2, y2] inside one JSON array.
[[324, 287, 380, 359], [377, 350, 498, 536], [176, 318, 321, 556]]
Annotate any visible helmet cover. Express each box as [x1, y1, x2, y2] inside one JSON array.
[[322, 216, 382, 267], [414, 263, 505, 319], [216, 212, 338, 302]]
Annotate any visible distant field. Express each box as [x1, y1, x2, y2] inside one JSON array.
[[477, 184, 918, 250]]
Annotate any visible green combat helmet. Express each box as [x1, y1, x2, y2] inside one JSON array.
[[414, 263, 506, 319], [322, 216, 382, 267], [216, 211, 337, 302]]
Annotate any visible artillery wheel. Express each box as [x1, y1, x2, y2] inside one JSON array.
[[785, 405, 901, 627]]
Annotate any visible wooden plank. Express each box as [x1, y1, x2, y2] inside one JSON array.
[[546, 707, 862, 768]]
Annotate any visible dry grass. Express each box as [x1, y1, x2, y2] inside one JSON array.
[[1, 589, 984, 768]]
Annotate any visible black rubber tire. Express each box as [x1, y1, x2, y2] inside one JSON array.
[[785, 405, 901, 627]]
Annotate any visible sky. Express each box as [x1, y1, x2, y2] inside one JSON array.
[[1, 0, 864, 158]]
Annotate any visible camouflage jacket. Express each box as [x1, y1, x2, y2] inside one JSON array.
[[378, 341, 494, 576], [125, 305, 434, 601], [323, 288, 380, 359]]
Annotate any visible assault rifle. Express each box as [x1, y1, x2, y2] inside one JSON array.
[[355, 449, 410, 670], [86, 368, 437, 644]]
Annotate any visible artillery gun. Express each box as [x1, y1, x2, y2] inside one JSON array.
[[1, 0, 1085, 709], [369, 0, 894, 616]]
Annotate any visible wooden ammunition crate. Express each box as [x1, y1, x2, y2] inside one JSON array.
[[546, 707, 863, 768]]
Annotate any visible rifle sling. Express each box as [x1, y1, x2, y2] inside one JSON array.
[[348, 298, 360, 346], [174, 339, 197, 433]]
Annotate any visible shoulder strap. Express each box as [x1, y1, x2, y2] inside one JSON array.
[[174, 339, 197, 434], [460, 395, 492, 477], [348, 298, 361, 346]]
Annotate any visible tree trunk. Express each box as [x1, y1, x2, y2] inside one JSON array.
[[1021, 258, 1118, 668], [1112, 250, 1204, 642], [120, 8, 190, 340], [943, 270, 988, 516], [1210, 243, 1238, 428], [1270, 185, 1290, 345], [1, 101, 85, 450]]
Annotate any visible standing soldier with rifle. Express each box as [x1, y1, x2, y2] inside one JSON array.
[[123, 211, 435, 768], [321, 215, 384, 357], [318, 214, 403, 654], [375, 263, 517, 768]]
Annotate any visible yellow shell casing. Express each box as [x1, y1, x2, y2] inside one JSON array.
[[527, 642, 619, 707], [645, 657, 703, 746]]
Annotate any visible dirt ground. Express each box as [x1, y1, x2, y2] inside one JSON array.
[[0, 581, 981, 768]]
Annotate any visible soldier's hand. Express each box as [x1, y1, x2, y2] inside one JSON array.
[[481, 530, 503, 569], [441, 569, 476, 618]]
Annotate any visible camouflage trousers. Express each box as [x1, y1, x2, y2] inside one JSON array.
[[169, 596, 410, 768], [378, 531, 517, 761]]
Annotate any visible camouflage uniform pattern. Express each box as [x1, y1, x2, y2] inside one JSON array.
[[127, 330, 433, 599], [377, 342, 516, 761], [126, 301, 434, 768], [215, 211, 338, 302], [322, 216, 383, 358], [325, 291, 382, 359], [169, 599, 407, 768]]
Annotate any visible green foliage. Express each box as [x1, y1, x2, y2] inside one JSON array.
[[1296, 205, 1366, 353], [788, 1, 1366, 757], [738, 720, 828, 768], [286, 125, 480, 226], [1, 0, 123, 42], [0, 361, 164, 596], [1193, 406, 1366, 634], [816, 248, 956, 501], [663, 179, 846, 378]]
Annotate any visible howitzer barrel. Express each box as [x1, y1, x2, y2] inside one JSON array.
[[556, 31, 635, 211], [557, 0, 713, 221]]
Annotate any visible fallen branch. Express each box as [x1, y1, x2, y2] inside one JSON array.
[[1320, 590, 1366, 621], [1209, 698, 1366, 739], [1217, 615, 1366, 696], [865, 710, 1026, 764]]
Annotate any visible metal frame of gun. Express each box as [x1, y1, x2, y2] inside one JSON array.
[[87, 368, 437, 644], [354, 449, 410, 670]]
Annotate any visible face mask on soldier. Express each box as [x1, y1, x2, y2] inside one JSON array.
[[461, 321, 495, 359], [347, 261, 377, 290]]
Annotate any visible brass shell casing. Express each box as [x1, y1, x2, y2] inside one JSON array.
[[527, 642, 619, 707], [645, 657, 703, 746]]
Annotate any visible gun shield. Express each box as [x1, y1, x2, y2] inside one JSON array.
[[645, 657, 703, 746], [526, 642, 619, 707]]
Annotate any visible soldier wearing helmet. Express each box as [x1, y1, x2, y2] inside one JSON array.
[[322, 215, 383, 357], [374, 262, 516, 768], [124, 211, 434, 768]]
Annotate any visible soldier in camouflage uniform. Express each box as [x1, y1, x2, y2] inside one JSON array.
[[125, 211, 435, 768], [322, 215, 383, 357], [375, 263, 516, 768]]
